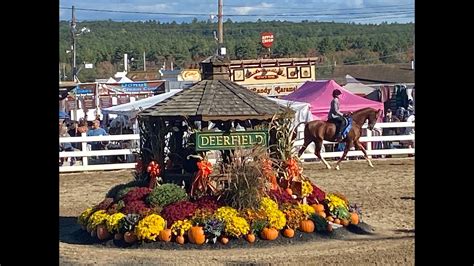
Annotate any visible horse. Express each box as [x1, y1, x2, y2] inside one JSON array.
[[297, 107, 382, 170]]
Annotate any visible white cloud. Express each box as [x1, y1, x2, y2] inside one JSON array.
[[134, 4, 169, 12], [230, 2, 274, 15]]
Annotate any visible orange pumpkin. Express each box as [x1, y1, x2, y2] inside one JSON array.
[[334, 218, 341, 225], [159, 229, 172, 242], [188, 226, 206, 245], [312, 204, 325, 213], [285, 188, 293, 195], [246, 233, 256, 243], [261, 227, 279, 240], [299, 220, 315, 233], [176, 235, 185, 245], [124, 231, 137, 243], [350, 212, 359, 225], [220, 236, 229, 245], [283, 228, 295, 238], [341, 219, 350, 226], [317, 211, 327, 218], [96, 224, 111, 240], [326, 216, 334, 222]]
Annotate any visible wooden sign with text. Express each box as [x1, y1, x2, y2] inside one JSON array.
[[195, 131, 268, 151]]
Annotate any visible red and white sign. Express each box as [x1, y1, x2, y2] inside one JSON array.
[[261, 32, 274, 48]]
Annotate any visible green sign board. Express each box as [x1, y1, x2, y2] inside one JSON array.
[[195, 131, 268, 151]]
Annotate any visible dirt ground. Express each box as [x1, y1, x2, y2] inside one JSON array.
[[60, 158, 414, 265]]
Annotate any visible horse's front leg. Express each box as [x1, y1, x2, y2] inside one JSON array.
[[314, 140, 331, 169], [335, 141, 352, 170], [355, 140, 374, 168]]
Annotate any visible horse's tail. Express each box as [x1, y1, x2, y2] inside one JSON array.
[[292, 122, 307, 140]]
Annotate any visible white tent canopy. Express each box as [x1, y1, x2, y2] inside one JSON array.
[[343, 75, 376, 96], [102, 90, 182, 118], [267, 97, 313, 124]]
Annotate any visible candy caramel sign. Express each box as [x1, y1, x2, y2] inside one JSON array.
[[196, 131, 268, 151], [247, 83, 302, 97]]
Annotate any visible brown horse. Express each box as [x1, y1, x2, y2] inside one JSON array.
[[297, 107, 382, 170]]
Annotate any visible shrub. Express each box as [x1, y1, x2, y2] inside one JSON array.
[[146, 183, 188, 207]]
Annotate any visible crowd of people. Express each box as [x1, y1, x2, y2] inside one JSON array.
[[59, 116, 136, 166]]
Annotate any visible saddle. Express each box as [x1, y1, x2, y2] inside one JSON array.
[[328, 117, 353, 141]]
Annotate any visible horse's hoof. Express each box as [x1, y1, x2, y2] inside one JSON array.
[[335, 165, 340, 170]]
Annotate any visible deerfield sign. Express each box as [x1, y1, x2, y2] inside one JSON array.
[[195, 131, 268, 151]]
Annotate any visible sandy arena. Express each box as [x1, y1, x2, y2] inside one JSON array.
[[60, 158, 414, 265]]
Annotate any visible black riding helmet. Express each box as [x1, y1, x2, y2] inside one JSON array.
[[332, 89, 342, 97]]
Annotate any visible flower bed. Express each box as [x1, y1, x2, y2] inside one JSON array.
[[78, 180, 363, 247]]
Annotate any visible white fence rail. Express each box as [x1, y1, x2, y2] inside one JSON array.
[[59, 121, 414, 172], [295, 121, 414, 160], [59, 133, 140, 172]]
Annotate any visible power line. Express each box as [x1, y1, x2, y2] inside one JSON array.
[[59, 6, 413, 18], [224, 3, 413, 11]]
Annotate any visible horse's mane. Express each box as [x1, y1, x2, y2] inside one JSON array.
[[353, 107, 376, 115]]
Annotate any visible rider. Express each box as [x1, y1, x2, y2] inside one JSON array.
[[328, 89, 349, 141]]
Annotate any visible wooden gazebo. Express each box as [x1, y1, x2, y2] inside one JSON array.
[[136, 56, 292, 188]]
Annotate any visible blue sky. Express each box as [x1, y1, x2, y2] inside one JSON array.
[[59, 0, 414, 24]]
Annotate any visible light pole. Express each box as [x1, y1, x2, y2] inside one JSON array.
[[70, 6, 90, 82]]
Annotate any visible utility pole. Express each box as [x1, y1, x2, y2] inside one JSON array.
[[217, 0, 223, 45], [70, 5, 77, 82], [217, 0, 226, 56], [143, 51, 146, 71]]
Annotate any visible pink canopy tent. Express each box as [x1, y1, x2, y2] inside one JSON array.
[[283, 80, 384, 121]]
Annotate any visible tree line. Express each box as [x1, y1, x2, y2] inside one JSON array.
[[59, 19, 414, 82]]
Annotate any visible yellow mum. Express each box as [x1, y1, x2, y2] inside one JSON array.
[[171, 219, 193, 236], [87, 210, 110, 231], [135, 214, 166, 241], [224, 216, 250, 237], [106, 212, 126, 233], [215, 206, 239, 222], [78, 207, 95, 226], [298, 203, 316, 219]]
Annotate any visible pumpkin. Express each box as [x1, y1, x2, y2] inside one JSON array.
[[261, 227, 279, 240], [188, 226, 206, 245], [299, 220, 315, 233], [246, 233, 256, 243], [159, 229, 172, 242], [350, 212, 359, 225], [283, 228, 295, 238], [96, 224, 111, 240], [334, 218, 341, 225], [326, 216, 334, 222], [285, 188, 293, 195], [341, 219, 350, 227], [176, 235, 185, 245], [312, 204, 325, 213], [124, 231, 137, 243], [317, 211, 326, 218], [114, 233, 124, 241], [220, 236, 229, 245]]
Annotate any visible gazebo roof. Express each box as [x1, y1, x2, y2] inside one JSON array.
[[138, 79, 290, 121]]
